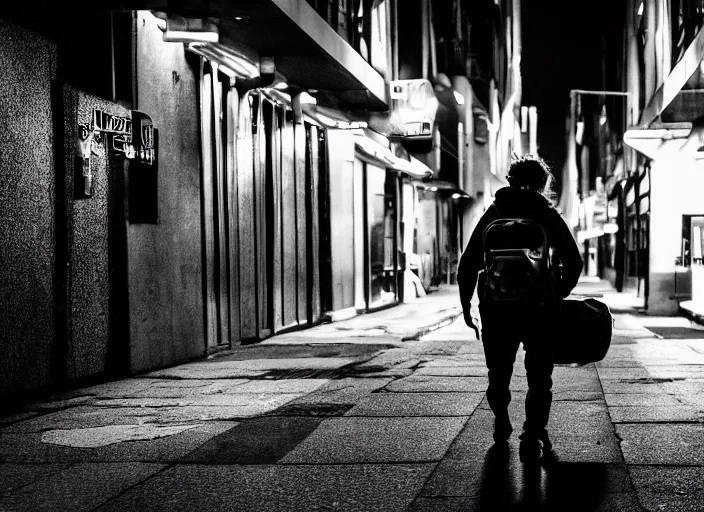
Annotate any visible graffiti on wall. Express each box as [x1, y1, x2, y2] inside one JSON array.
[[76, 109, 157, 199]]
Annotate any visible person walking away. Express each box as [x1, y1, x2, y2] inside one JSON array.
[[457, 155, 583, 461]]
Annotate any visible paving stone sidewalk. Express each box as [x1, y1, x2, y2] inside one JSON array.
[[1, 281, 704, 511]]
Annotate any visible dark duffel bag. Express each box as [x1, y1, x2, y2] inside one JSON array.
[[550, 298, 613, 365]]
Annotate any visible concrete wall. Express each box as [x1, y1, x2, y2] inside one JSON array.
[[130, 13, 205, 372], [0, 18, 57, 398], [0, 15, 135, 397], [61, 88, 132, 381], [649, 156, 704, 314], [281, 109, 298, 328]]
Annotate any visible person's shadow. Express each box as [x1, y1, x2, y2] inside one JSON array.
[[475, 444, 516, 510], [477, 446, 609, 511]]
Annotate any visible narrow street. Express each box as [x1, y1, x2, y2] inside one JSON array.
[[1, 281, 703, 511], [3, 1, 704, 510]]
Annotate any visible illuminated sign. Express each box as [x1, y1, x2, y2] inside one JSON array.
[[389, 79, 438, 140]]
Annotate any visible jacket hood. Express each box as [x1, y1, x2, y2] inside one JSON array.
[[493, 186, 556, 218]]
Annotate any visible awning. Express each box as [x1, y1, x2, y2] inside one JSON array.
[[157, 0, 387, 111], [623, 25, 704, 159], [354, 131, 433, 179], [623, 124, 691, 160], [188, 42, 259, 79], [640, 27, 704, 127], [301, 104, 368, 130]]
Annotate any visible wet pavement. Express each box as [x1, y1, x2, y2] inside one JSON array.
[[1, 282, 704, 511]]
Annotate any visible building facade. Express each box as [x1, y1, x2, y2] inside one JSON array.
[[0, 0, 525, 406], [563, 0, 704, 314]]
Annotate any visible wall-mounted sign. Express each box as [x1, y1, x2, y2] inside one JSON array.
[[80, 109, 157, 165], [76, 109, 158, 200]]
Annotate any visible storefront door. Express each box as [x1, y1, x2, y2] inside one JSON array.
[[366, 166, 399, 310], [677, 215, 704, 301]]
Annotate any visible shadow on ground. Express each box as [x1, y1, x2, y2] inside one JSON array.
[[476, 445, 608, 511]]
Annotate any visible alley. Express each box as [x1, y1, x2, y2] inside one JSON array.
[[1, 282, 703, 511], [5, 1, 704, 510]]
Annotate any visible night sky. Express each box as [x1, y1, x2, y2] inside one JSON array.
[[521, 0, 626, 187]]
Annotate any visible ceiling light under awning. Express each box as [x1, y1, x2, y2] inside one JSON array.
[[187, 43, 259, 79], [354, 134, 432, 179], [161, 15, 219, 43], [414, 180, 471, 199]]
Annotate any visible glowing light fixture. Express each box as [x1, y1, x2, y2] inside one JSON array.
[[603, 223, 618, 234], [575, 121, 585, 145], [163, 16, 219, 43], [298, 92, 317, 105]]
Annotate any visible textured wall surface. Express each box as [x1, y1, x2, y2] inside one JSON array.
[[129, 12, 204, 372], [0, 18, 57, 398], [61, 88, 132, 380]]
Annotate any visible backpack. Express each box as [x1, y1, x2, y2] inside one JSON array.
[[479, 206, 558, 303]]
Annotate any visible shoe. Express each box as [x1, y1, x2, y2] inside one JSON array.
[[493, 416, 513, 443], [538, 430, 552, 453], [519, 438, 542, 462]]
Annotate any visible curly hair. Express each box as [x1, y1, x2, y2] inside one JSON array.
[[505, 154, 555, 199]]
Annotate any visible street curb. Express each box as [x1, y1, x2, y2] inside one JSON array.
[[400, 310, 463, 341]]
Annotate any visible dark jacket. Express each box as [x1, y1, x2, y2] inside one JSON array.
[[457, 187, 583, 314]]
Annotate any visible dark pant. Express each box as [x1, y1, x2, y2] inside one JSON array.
[[480, 302, 555, 438]]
